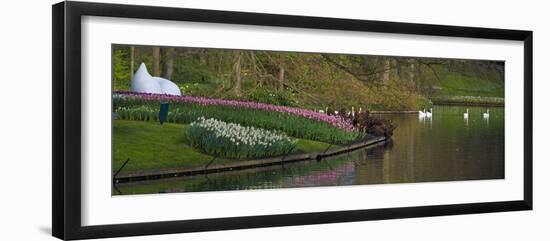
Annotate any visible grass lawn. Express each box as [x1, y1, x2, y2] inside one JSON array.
[[113, 120, 335, 174], [432, 65, 504, 97], [295, 138, 333, 153], [425, 66, 504, 106], [430, 95, 504, 106]]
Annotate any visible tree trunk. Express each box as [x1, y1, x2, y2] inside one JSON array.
[[391, 58, 398, 78], [162, 47, 175, 80], [382, 58, 391, 84], [408, 58, 416, 82], [232, 50, 242, 96], [199, 49, 207, 65], [152, 47, 161, 76], [250, 52, 263, 87], [278, 63, 285, 90], [130, 46, 135, 79]]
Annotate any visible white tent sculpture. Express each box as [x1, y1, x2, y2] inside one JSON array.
[[130, 63, 182, 96]]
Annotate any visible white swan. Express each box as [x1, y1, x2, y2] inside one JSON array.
[[464, 108, 469, 119], [418, 108, 426, 118], [130, 63, 181, 96], [426, 108, 433, 118], [483, 109, 490, 119]]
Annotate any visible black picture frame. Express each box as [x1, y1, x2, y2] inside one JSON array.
[[52, 1, 533, 240]]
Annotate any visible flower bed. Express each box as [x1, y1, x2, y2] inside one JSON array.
[[115, 105, 360, 144], [184, 117, 296, 159], [114, 94, 362, 144], [114, 91, 354, 131]]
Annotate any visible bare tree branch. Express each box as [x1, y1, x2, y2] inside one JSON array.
[[321, 54, 371, 82]]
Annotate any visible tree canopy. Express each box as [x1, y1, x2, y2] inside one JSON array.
[[113, 45, 504, 111]]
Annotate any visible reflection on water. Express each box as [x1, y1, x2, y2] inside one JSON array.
[[115, 105, 504, 195]]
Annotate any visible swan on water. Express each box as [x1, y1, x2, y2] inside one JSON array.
[[464, 108, 469, 119], [483, 109, 490, 119], [418, 108, 426, 118], [426, 108, 433, 118]]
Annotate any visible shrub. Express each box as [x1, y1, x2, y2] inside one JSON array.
[[369, 87, 432, 111], [338, 111, 396, 138], [171, 58, 216, 84], [112, 48, 131, 90], [244, 88, 298, 107]]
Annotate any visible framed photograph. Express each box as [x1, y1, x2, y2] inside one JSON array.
[[52, 1, 533, 240]]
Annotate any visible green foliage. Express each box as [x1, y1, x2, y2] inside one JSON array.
[[112, 45, 504, 111], [244, 88, 298, 106], [113, 47, 131, 90], [172, 58, 216, 83], [374, 89, 433, 111], [177, 83, 220, 97], [114, 98, 362, 144], [363, 87, 431, 111]]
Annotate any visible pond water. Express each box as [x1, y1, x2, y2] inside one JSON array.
[[115, 105, 504, 195]]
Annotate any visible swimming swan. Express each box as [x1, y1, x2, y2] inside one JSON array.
[[464, 108, 469, 119], [426, 108, 433, 118], [483, 109, 490, 119], [418, 108, 426, 118]]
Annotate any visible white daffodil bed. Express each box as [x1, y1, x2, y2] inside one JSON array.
[[184, 117, 296, 159]]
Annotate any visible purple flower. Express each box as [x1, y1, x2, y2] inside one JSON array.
[[114, 91, 355, 131]]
